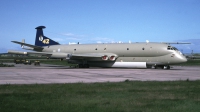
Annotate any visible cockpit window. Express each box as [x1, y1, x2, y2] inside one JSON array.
[[167, 46, 179, 51], [167, 46, 183, 55], [167, 46, 171, 50], [173, 47, 178, 51]]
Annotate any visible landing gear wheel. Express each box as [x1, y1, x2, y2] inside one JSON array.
[[167, 65, 170, 69]]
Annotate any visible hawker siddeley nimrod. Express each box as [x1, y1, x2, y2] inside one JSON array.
[[8, 26, 189, 69]]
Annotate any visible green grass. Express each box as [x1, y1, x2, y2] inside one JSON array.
[[179, 59, 200, 66], [0, 81, 200, 112]]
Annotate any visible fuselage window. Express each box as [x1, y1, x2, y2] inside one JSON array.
[[104, 48, 106, 51], [95, 48, 97, 50], [127, 48, 129, 50], [142, 48, 145, 50], [74, 49, 76, 51]]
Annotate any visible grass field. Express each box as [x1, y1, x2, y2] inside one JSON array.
[[0, 81, 200, 112], [178, 59, 200, 66]]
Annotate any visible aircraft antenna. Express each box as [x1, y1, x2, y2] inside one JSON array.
[[21, 39, 25, 48]]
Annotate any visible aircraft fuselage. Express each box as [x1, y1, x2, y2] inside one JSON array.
[[41, 42, 187, 68]]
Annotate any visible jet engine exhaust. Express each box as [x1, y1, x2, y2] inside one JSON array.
[[109, 55, 116, 61], [102, 55, 108, 60]]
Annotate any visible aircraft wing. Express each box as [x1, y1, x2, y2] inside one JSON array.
[[11, 41, 44, 50], [8, 50, 118, 61], [70, 53, 118, 61]]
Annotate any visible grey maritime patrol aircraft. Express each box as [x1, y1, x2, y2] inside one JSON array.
[[8, 26, 188, 69]]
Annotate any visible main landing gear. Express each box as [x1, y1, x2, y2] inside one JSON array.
[[152, 65, 170, 70], [68, 60, 90, 68]]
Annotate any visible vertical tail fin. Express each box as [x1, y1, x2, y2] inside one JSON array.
[[35, 26, 60, 46]]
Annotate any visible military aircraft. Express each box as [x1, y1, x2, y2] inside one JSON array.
[[8, 26, 188, 69]]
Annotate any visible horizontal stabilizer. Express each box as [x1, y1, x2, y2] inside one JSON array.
[[11, 41, 44, 50]]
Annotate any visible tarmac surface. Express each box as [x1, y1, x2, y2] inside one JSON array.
[[0, 63, 200, 84]]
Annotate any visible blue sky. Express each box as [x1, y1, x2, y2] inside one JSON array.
[[0, 0, 200, 53]]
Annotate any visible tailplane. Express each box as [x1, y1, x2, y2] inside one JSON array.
[[35, 26, 60, 46]]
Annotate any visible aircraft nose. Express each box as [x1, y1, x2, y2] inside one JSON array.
[[175, 53, 187, 63], [178, 54, 187, 63], [182, 56, 187, 63]]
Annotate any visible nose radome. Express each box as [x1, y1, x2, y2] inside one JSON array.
[[179, 55, 187, 63], [182, 56, 187, 62], [175, 53, 187, 63]]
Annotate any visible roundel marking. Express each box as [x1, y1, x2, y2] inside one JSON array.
[[39, 36, 43, 41]]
